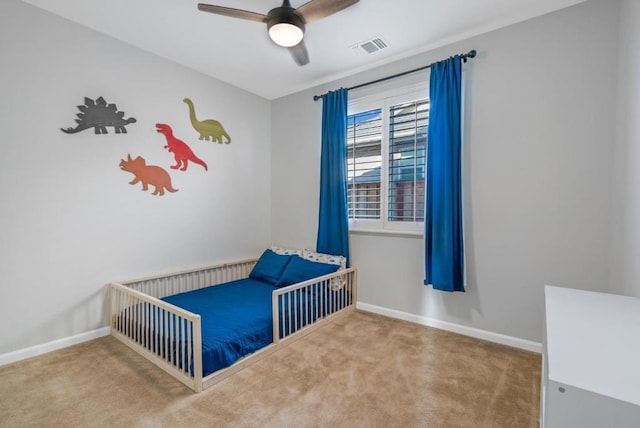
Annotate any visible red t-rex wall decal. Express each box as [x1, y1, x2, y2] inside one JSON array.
[[119, 154, 178, 196], [155, 123, 208, 171]]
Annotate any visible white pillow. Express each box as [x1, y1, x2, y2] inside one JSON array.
[[302, 249, 347, 290], [302, 249, 346, 268], [270, 245, 302, 256]]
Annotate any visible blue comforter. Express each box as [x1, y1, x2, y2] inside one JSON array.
[[162, 278, 276, 377]]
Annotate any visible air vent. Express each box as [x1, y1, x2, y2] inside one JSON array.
[[350, 36, 390, 55]]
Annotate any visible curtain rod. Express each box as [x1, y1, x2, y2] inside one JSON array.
[[312, 49, 476, 101]]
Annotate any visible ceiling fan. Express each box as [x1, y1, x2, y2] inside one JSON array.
[[197, 0, 360, 66]]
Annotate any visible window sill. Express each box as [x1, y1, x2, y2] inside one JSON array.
[[349, 228, 423, 239]]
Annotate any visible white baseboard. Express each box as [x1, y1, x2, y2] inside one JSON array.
[[0, 327, 111, 367], [356, 302, 542, 353], [1, 304, 541, 367]]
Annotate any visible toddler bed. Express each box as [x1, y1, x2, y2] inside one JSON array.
[[109, 248, 357, 392]]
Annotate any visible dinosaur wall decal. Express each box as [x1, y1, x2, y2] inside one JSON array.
[[183, 98, 231, 144], [61, 96, 136, 134], [119, 154, 178, 196], [155, 123, 208, 171]]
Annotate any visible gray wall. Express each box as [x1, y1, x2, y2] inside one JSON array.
[[2, 0, 633, 357], [611, 0, 640, 298], [271, 0, 620, 343], [0, 0, 272, 354]]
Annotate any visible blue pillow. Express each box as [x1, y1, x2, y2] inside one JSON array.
[[249, 250, 292, 285], [276, 255, 340, 287]]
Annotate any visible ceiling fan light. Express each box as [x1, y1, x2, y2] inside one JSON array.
[[268, 22, 303, 47]]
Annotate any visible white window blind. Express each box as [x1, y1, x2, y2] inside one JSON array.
[[347, 109, 382, 220], [388, 99, 427, 222]]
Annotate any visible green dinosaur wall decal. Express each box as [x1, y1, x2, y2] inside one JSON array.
[[183, 98, 231, 144]]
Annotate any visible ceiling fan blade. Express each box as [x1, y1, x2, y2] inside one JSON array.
[[288, 40, 310, 66], [197, 4, 268, 23], [296, 0, 359, 23]]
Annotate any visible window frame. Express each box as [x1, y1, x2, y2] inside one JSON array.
[[347, 83, 428, 234]]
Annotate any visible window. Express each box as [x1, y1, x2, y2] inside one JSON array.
[[346, 85, 427, 233]]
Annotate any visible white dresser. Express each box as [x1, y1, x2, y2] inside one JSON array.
[[541, 285, 640, 427]]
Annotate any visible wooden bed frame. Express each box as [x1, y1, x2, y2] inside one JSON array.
[[109, 258, 357, 392]]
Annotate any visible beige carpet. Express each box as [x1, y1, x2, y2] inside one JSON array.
[[0, 311, 540, 427]]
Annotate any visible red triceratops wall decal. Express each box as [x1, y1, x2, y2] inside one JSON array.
[[119, 154, 178, 196], [155, 123, 208, 172]]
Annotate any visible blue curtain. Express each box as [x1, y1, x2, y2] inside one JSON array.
[[316, 88, 350, 265], [424, 56, 465, 292]]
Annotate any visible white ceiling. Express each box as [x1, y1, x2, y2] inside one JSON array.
[[21, 0, 588, 100]]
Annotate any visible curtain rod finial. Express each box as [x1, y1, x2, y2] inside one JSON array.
[[463, 50, 477, 62], [468, 49, 477, 57]]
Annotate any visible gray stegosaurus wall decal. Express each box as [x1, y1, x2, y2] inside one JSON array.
[[61, 96, 136, 134]]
